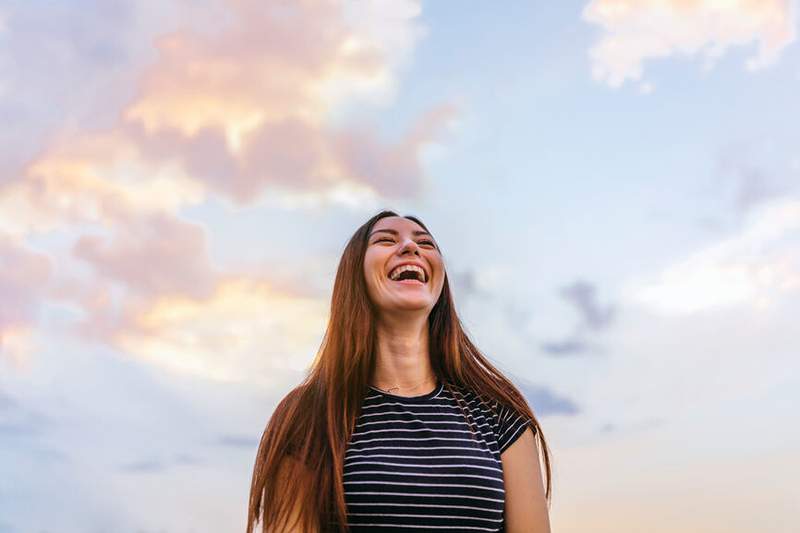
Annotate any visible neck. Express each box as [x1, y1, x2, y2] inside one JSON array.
[[370, 318, 435, 393]]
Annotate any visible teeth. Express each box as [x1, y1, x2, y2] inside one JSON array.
[[389, 264, 426, 282]]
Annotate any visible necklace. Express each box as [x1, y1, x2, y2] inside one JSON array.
[[371, 375, 437, 395]]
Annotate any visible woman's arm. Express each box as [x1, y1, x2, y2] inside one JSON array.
[[501, 427, 551, 533]]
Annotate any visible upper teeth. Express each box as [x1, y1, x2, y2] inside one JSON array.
[[389, 264, 426, 282]]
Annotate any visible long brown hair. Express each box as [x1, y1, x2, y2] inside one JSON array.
[[247, 210, 553, 532]]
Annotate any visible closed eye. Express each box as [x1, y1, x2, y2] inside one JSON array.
[[375, 238, 436, 248]]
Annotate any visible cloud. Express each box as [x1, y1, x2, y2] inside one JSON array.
[[448, 268, 494, 302], [0, 391, 14, 410], [560, 280, 616, 330], [100, 0, 451, 206], [24, 210, 231, 366], [510, 374, 581, 416], [329, 103, 459, 199], [0, 128, 208, 237], [0, 1, 127, 184], [71, 212, 221, 299], [540, 280, 616, 357], [173, 452, 202, 465], [0, 0, 453, 234], [0, 395, 67, 476], [0, 235, 52, 367], [0, 393, 52, 445], [119, 453, 201, 473], [0, 0, 455, 384], [217, 433, 259, 449], [714, 140, 799, 216], [598, 417, 665, 435], [119, 458, 165, 473], [582, 0, 798, 88], [31, 258, 327, 384], [0, 0, 195, 196], [735, 166, 784, 213], [0, 345, 245, 532], [108, 276, 330, 383], [627, 197, 800, 314], [540, 338, 590, 357], [121, 99, 458, 205], [126, 0, 394, 138]]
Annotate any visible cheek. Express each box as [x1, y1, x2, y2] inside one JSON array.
[[437, 268, 447, 289], [363, 254, 383, 285], [431, 257, 444, 279]]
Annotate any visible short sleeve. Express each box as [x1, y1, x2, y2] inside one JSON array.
[[496, 402, 534, 454]]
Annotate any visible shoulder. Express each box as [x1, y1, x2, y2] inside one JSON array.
[[496, 400, 535, 453], [459, 389, 536, 454], [447, 383, 508, 415]]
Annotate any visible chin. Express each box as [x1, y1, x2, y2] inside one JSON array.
[[387, 298, 432, 310]]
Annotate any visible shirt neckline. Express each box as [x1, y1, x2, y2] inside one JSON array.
[[367, 377, 443, 403]]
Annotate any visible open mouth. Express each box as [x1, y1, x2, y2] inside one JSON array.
[[391, 277, 425, 285], [387, 265, 427, 285]]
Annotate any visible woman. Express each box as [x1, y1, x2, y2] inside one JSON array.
[[247, 210, 552, 532]]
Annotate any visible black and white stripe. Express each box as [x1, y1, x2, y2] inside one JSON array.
[[343, 379, 533, 532]]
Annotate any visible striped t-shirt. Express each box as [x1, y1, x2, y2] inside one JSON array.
[[343, 377, 534, 531]]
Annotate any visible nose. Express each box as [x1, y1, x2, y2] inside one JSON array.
[[398, 238, 420, 256]]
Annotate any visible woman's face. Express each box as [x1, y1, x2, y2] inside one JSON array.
[[363, 216, 445, 316]]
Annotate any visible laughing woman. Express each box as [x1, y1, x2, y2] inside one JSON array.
[[247, 210, 552, 533]]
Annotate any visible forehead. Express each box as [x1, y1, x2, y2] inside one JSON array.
[[371, 216, 427, 234]]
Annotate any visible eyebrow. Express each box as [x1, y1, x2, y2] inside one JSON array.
[[369, 228, 433, 239]]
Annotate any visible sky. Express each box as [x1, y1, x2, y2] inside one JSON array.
[[1, 0, 799, 531]]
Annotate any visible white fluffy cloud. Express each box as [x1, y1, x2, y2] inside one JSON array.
[[626, 197, 800, 314], [583, 0, 798, 87]]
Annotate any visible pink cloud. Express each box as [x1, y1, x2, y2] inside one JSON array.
[[331, 102, 459, 198], [72, 212, 221, 299], [0, 0, 458, 379], [2, 0, 454, 222], [0, 235, 52, 366], [110, 0, 452, 204]]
